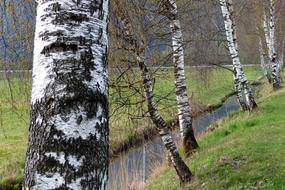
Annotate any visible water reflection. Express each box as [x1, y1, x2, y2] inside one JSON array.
[[108, 95, 241, 189]]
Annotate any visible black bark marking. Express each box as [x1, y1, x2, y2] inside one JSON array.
[[90, 0, 104, 19], [41, 42, 78, 54], [52, 2, 61, 12], [24, 0, 109, 189]]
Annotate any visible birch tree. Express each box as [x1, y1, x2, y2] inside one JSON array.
[[139, 58, 193, 184], [160, 0, 199, 156], [263, 0, 281, 89], [263, 12, 271, 58], [254, 0, 276, 84], [258, 37, 271, 82], [23, 0, 109, 189], [114, 1, 193, 183], [269, 0, 280, 88], [279, 36, 285, 72], [220, 0, 257, 111], [252, 0, 271, 83], [257, 13, 271, 82]]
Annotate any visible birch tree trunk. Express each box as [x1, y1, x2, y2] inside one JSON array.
[[115, 4, 193, 183], [258, 37, 271, 82], [263, 13, 271, 58], [139, 58, 193, 184], [220, 0, 257, 111], [268, 0, 281, 89], [162, 0, 198, 156], [234, 77, 248, 111], [23, 1, 109, 189], [278, 36, 285, 72]]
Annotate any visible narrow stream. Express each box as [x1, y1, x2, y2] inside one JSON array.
[[108, 95, 240, 189]]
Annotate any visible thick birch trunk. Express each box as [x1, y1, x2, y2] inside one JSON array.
[[23, 1, 109, 189], [220, 0, 257, 110], [268, 0, 281, 89], [165, 0, 198, 155], [116, 5, 193, 183], [138, 58, 193, 184]]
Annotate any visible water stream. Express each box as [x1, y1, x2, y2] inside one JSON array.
[[107, 95, 241, 189]]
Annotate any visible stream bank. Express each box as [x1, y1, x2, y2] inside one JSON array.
[[110, 81, 262, 159], [146, 81, 285, 190], [108, 82, 261, 190], [108, 92, 242, 189], [110, 91, 237, 158]]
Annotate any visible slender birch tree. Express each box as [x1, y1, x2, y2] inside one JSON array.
[[114, 1, 193, 183], [279, 36, 285, 72], [220, 0, 257, 111], [252, 0, 271, 83], [262, 0, 281, 89], [160, 0, 198, 156], [263, 12, 271, 56], [139, 59, 193, 184], [268, 0, 281, 89], [254, 10, 272, 83], [23, 0, 109, 189], [258, 37, 271, 82]]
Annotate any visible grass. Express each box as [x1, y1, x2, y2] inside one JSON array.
[[146, 77, 285, 190], [109, 67, 261, 149], [0, 67, 261, 188]]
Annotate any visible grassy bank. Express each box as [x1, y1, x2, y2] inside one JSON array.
[[146, 79, 285, 190], [0, 67, 261, 188], [109, 67, 261, 152]]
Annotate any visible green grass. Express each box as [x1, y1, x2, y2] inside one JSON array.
[[0, 67, 261, 188], [109, 67, 261, 148], [146, 79, 285, 190]]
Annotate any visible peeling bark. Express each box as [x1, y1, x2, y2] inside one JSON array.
[[220, 0, 257, 111], [23, 0, 109, 189], [162, 0, 199, 156]]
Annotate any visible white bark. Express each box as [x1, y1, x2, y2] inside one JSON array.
[[24, 0, 109, 189], [220, 0, 257, 110], [267, 0, 281, 89], [278, 36, 285, 72], [139, 59, 193, 183], [115, 4, 193, 183], [263, 13, 271, 58], [258, 37, 271, 82], [259, 38, 267, 74], [163, 0, 198, 154], [269, 0, 276, 59]]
